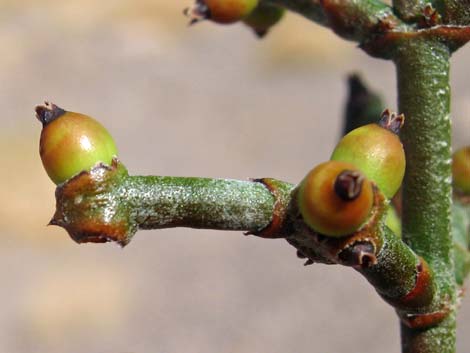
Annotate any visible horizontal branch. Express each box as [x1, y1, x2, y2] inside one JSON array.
[[265, 0, 402, 43], [51, 159, 293, 245], [264, 1, 470, 59], [50, 159, 452, 327]]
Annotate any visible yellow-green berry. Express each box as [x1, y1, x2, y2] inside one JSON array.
[[385, 206, 401, 237], [242, 3, 285, 38], [36, 102, 118, 185], [452, 146, 470, 194], [331, 110, 406, 198]]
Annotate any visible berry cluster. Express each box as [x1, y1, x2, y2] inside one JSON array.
[[298, 111, 406, 237]]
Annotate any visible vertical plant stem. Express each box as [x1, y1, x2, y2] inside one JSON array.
[[394, 38, 455, 352]]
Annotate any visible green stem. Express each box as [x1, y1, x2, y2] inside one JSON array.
[[122, 176, 276, 231], [52, 162, 291, 245], [394, 38, 455, 353], [53, 161, 440, 313], [265, 0, 400, 42], [440, 1, 470, 25]]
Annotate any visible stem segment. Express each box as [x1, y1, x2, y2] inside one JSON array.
[[123, 176, 276, 231], [52, 161, 293, 245], [394, 38, 455, 353]]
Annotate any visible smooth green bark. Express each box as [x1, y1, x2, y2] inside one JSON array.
[[394, 38, 455, 353], [123, 176, 277, 231]]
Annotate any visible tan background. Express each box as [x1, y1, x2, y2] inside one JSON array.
[[0, 1, 469, 352]]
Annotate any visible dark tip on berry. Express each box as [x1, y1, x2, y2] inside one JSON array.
[[334, 170, 364, 201], [304, 259, 314, 266], [35, 101, 66, 126], [48, 217, 59, 226], [296, 250, 307, 259], [379, 109, 405, 134], [254, 29, 268, 38], [184, 0, 211, 25]]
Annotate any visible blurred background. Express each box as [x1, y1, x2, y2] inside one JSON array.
[[0, 1, 469, 352]]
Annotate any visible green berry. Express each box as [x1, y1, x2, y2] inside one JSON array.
[[452, 146, 470, 194], [185, 0, 258, 25], [385, 206, 401, 237], [298, 161, 374, 237], [242, 3, 285, 38], [36, 102, 118, 185], [331, 111, 406, 198]]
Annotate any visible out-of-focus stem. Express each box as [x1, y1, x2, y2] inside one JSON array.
[[265, 0, 400, 42]]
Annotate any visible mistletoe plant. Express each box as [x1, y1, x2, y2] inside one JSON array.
[[35, 1, 470, 352]]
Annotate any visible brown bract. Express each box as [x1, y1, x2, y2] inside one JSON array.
[[249, 178, 293, 238], [51, 159, 135, 246]]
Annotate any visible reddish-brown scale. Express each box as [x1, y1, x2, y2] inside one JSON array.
[[51, 217, 130, 246], [400, 308, 450, 329], [400, 259, 434, 307], [384, 258, 434, 309], [250, 178, 292, 238], [51, 159, 132, 246]]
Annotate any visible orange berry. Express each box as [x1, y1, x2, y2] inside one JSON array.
[[298, 161, 374, 237]]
